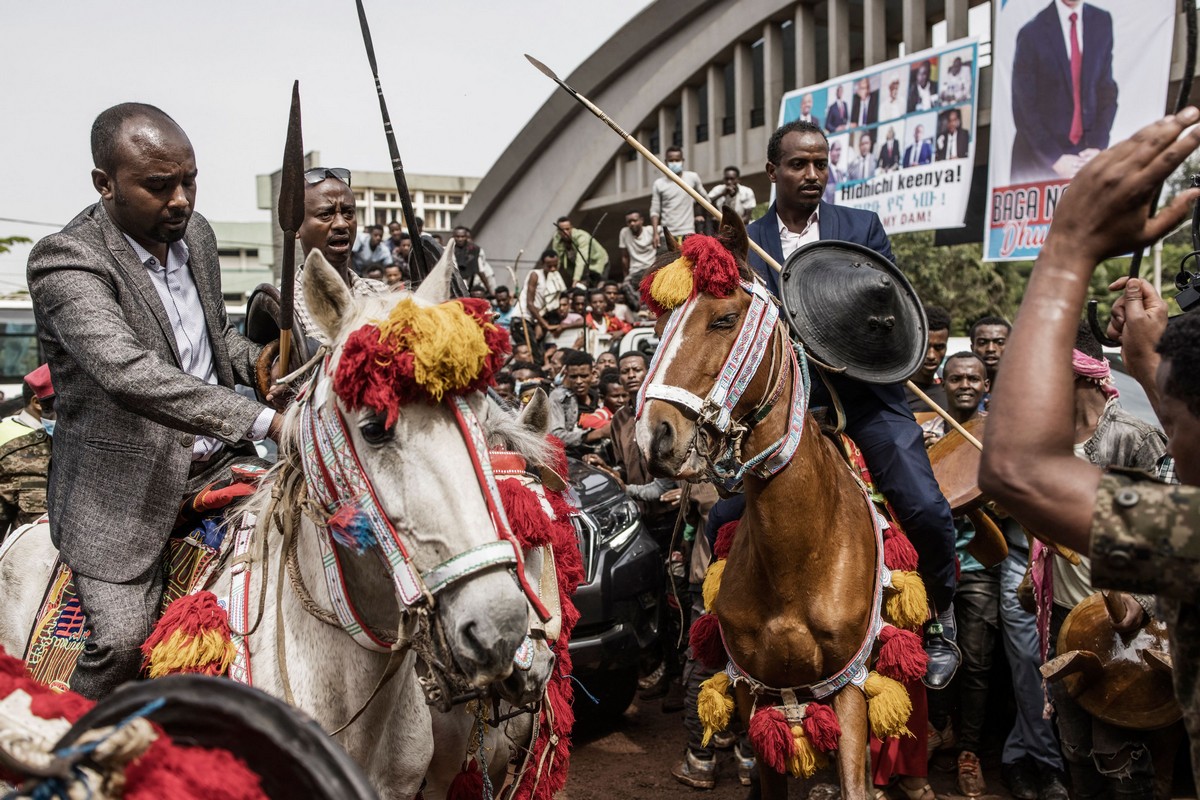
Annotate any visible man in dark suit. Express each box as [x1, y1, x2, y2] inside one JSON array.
[[907, 60, 939, 113], [747, 121, 958, 652], [936, 108, 971, 160], [903, 124, 934, 168], [850, 77, 879, 128], [27, 104, 280, 698], [1010, 0, 1117, 183], [825, 85, 850, 133], [877, 126, 902, 172]]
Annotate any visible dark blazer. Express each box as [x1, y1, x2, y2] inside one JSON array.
[[878, 139, 901, 170], [1011, 1, 1117, 182], [825, 99, 849, 132], [797, 112, 822, 130], [746, 201, 893, 299], [746, 202, 957, 609], [907, 79, 939, 113], [28, 204, 265, 582], [849, 91, 879, 127], [936, 129, 970, 160]]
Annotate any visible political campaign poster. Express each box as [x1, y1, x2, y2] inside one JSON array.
[[778, 38, 980, 234], [985, 0, 1175, 261]]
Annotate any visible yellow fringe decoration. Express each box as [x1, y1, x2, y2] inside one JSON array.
[[788, 725, 826, 778], [698, 672, 734, 747], [145, 628, 237, 680], [650, 257, 695, 310], [863, 671, 913, 739], [884, 570, 929, 631], [375, 298, 493, 401], [702, 559, 726, 613]]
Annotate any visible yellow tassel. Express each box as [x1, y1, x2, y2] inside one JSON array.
[[650, 257, 695, 309], [702, 559, 726, 613], [788, 725, 825, 778], [146, 628, 237, 679], [884, 570, 929, 631], [863, 671, 913, 739], [697, 672, 734, 747], [376, 298, 493, 401]]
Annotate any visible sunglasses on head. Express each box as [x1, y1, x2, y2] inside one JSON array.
[[304, 167, 352, 187]]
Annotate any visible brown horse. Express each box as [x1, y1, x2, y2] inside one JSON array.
[[637, 211, 881, 800]]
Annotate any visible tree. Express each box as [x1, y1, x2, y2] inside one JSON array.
[[890, 231, 1026, 334], [0, 236, 31, 255]]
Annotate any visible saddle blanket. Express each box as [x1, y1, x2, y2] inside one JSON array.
[[21, 465, 265, 691]]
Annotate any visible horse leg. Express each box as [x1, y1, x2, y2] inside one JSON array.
[[832, 686, 871, 800]]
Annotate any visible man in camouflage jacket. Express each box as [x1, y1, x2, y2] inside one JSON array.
[[0, 364, 54, 537], [979, 106, 1200, 790]]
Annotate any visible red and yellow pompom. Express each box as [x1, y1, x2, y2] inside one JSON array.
[[333, 297, 510, 425], [638, 234, 742, 315]]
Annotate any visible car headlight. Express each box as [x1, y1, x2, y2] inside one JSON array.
[[589, 496, 641, 552]]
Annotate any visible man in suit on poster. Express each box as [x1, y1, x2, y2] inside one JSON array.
[[903, 124, 934, 167], [850, 77, 879, 128], [1010, 0, 1117, 183], [825, 84, 850, 133], [936, 108, 971, 160], [27, 103, 280, 699]]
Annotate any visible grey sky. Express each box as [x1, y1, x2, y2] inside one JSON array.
[[0, 0, 652, 287]]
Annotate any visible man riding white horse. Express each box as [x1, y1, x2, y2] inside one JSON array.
[[27, 103, 284, 699]]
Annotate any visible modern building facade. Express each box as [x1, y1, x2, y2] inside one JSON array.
[[457, 0, 1199, 272], [256, 151, 479, 280]]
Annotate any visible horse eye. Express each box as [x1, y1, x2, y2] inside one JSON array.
[[709, 313, 738, 330], [360, 419, 393, 444]]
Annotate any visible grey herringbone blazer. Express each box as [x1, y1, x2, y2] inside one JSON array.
[[28, 203, 265, 582]]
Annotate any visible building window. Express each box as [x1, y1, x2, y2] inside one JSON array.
[[649, 128, 660, 154], [672, 104, 682, 148], [782, 20, 796, 92], [374, 192, 386, 202], [751, 38, 765, 126], [723, 62, 736, 134], [750, 108, 765, 128], [696, 83, 709, 142], [448, 194, 463, 204]]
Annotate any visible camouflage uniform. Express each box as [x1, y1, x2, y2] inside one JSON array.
[[0, 427, 51, 536], [1089, 469, 1200, 791]]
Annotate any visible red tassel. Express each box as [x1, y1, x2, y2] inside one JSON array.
[[689, 613, 726, 669], [0, 646, 94, 724], [499, 479, 552, 548], [713, 520, 740, 559], [883, 530, 920, 572], [447, 759, 484, 800], [875, 625, 929, 683], [748, 706, 795, 775], [801, 702, 842, 753], [124, 737, 267, 800], [685, 235, 740, 298]]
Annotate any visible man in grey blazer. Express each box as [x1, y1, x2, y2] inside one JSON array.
[[27, 103, 280, 698]]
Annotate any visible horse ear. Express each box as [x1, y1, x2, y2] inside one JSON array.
[[716, 207, 749, 260], [414, 242, 456, 304], [664, 227, 680, 253], [302, 250, 353, 341], [517, 388, 551, 436]]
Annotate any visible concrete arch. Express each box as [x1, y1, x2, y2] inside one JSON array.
[[457, 0, 802, 272]]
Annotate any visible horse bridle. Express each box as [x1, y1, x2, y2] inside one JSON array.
[[294, 359, 551, 705], [636, 280, 811, 491]]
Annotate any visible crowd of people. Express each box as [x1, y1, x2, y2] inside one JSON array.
[[9, 94, 1200, 800]]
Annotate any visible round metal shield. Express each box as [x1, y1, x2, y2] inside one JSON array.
[[779, 240, 927, 384]]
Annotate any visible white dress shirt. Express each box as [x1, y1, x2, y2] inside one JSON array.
[[125, 235, 273, 458], [778, 208, 820, 260], [1057, 0, 1084, 57]]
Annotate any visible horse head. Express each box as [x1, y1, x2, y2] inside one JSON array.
[[296, 247, 532, 693], [636, 209, 796, 484]]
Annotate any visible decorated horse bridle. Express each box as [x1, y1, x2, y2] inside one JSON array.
[[637, 279, 811, 491], [296, 368, 549, 655]]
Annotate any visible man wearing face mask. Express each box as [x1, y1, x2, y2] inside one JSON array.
[[0, 364, 56, 538], [650, 146, 706, 249]]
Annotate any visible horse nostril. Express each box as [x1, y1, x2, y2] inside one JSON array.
[[653, 420, 675, 460]]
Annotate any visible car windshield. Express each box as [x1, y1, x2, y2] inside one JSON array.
[[0, 310, 39, 385]]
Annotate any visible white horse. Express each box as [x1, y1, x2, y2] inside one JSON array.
[[0, 249, 541, 799]]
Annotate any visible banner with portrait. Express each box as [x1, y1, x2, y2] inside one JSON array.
[[778, 38, 980, 234], [984, 0, 1175, 261]]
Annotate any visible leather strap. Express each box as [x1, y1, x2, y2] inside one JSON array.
[[420, 541, 519, 595]]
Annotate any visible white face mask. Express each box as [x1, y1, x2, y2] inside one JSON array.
[[41, 418, 55, 436], [667, 160, 684, 175]]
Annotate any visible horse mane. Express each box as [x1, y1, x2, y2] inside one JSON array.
[[480, 397, 554, 468]]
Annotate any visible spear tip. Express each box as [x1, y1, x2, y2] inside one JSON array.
[[524, 54, 560, 82]]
